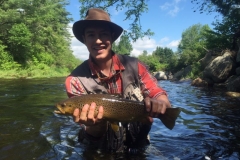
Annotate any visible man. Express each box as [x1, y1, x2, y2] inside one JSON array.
[[65, 8, 171, 152]]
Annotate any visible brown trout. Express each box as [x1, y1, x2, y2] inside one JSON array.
[[55, 94, 181, 130]]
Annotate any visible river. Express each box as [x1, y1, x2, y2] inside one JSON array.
[[0, 78, 239, 160]]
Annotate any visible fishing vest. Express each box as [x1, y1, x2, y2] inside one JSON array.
[[70, 54, 143, 101], [70, 54, 150, 152]]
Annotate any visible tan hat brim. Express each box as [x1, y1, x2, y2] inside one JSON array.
[[72, 20, 123, 43]]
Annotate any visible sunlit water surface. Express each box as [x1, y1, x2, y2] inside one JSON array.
[[0, 78, 239, 160]]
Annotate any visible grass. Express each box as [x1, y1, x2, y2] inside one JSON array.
[[0, 67, 70, 79]]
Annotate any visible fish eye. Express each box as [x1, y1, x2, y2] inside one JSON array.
[[61, 103, 66, 107]]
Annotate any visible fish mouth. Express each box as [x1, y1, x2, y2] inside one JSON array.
[[54, 105, 65, 114]]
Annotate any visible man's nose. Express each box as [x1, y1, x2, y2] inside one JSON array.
[[95, 35, 102, 43]]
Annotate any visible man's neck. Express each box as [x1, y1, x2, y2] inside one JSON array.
[[93, 52, 113, 76]]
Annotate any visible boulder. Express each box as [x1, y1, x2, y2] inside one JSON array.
[[167, 72, 173, 80], [213, 83, 226, 89], [191, 77, 208, 87], [203, 50, 236, 83], [236, 41, 240, 64], [225, 91, 240, 98], [153, 71, 167, 80], [199, 51, 217, 69], [236, 67, 240, 75], [226, 75, 240, 92], [172, 65, 192, 81]]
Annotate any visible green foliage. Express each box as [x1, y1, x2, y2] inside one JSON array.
[[165, 53, 179, 72], [0, 0, 81, 78], [152, 46, 174, 64], [151, 46, 179, 72], [177, 24, 210, 68], [186, 62, 202, 79], [0, 42, 21, 70], [138, 52, 166, 72], [78, 0, 154, 41], [204, 29, 232, 50], [192, 0, 240, 50], [8, 23, 32, 63], [112, 32, 133, 55]]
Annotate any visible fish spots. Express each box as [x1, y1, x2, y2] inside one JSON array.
[[78, 103, 84, 107], [56, 94, 146, 122]]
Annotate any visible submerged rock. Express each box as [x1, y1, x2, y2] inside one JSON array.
[[225, 91, 240, 98], [191, 77, 208, 87]]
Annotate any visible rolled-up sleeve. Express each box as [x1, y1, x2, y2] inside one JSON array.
[[138, 61, 167, 98], [65, 76, 87, 98]]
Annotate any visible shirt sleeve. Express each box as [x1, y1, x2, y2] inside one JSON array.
[[138, 61, 167, 98], [65, 76, 87, 98]]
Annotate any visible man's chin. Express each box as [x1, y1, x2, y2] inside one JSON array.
[[91, 52, 110, 60]]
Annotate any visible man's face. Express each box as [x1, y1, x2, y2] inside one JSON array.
[[83, 24, 113, 61]]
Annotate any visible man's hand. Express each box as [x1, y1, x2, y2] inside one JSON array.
[[144, 94, 171, 120], [73, 102, 107, 137], [73, 102, 104, 126]]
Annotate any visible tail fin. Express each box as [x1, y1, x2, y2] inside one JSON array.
[[158, 108, 181, 130]]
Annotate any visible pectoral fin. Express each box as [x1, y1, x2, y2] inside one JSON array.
[[158, 108, 181, 130], [110, 122, 119, 132]]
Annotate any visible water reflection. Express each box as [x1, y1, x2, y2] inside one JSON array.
[[0, 78, 239, 159]]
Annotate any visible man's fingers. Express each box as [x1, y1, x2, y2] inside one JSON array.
[[73, 108, 80, 122], [96, 106, 104, 120], [146, 98, 168, 117], [160, 103, 167, 114], [79, 104, 89, 122], [144, 97, 151, 112], [73, 102, 104, 125], [87, 102, 96, 120], [151, 101, 158, 117], [148, 117, 153, 123]]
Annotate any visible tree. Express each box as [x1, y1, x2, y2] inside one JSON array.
[[112, 32, 133, 55], [142, 50, 148, 56], [138, 50, 167, 72], [152, 46, 174, 64], [8, 23, 32, 64], [177, 24, 211, 68], [0, 0, 80, 73], [192, 0, 240, 50], [78, 0, 154, 41]]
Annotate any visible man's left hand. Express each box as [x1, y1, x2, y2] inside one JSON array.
[[144, 94, 171, 119]]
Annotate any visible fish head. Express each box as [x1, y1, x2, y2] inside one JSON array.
[[54, 100, 75, 115]]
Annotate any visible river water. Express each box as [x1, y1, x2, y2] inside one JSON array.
[[0, 78, 239, 160]]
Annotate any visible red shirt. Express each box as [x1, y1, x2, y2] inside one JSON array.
[[65, 54, 166, 98]]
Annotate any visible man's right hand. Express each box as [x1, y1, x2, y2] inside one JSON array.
[[73, 102, 107, 137]]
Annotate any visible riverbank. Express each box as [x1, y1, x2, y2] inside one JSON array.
[[0, 68, 70, 79]]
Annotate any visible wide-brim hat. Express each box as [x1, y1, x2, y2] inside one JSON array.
[[73, 8, 123, 43]]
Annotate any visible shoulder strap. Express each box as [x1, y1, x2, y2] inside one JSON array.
[[117, 54, 139, 92], [70, 60, 108, 94]]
